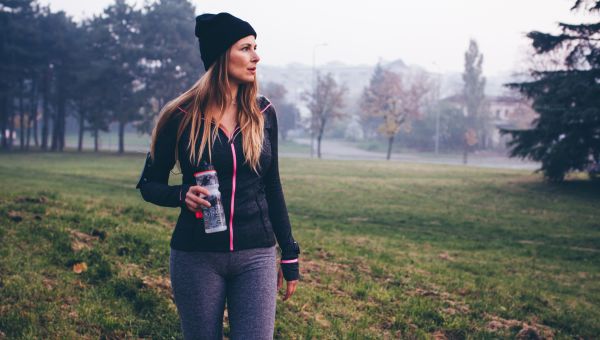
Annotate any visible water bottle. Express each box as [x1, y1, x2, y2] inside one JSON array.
[[194, 164, 227, 233]]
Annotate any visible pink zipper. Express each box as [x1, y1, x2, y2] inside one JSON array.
[[219, 125, 240, 252], [229, 142, 237, 251]]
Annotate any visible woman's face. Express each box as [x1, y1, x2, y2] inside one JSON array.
[[227, 35, 260, 85]]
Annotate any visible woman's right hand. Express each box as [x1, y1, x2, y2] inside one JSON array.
[[184, 185, 212, 213]]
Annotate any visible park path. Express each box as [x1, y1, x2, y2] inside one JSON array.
[[284, 138, 540, 170]]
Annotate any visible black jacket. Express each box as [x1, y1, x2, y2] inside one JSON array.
[[137, 95, 299, 280]]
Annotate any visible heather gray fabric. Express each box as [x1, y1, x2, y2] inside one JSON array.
[[169, 245, 277, 339]]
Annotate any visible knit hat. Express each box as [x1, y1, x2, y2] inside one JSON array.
[[195, 12, 257, 71]]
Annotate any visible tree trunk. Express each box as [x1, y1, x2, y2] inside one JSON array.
[[316, 134, 322, 159], [52, 68, 66, 152], [310, 133, 314, 158], [26, 113, 31, 150], [8, 95, 15, 150], [41, 68, 50, 150], [19, 80, 25, 149], [387, 135, 394, 160], [94, 128, 99, 152], [463, 144, 468, 164], [78, 111, 84, 152], [58, 93, 66, 152], [33, 109, 39, 147], [27, 80, 37, 150], [0, 93, 7, 150], [118, 120, 125, 154]]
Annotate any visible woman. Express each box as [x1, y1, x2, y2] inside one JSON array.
[[136, 12, 300, 339]]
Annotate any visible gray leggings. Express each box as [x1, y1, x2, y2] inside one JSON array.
[[169, 245, 277, 340]]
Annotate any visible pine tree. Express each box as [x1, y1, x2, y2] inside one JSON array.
[[501, 0, 600, 181]]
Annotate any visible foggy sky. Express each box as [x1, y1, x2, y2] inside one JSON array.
[[40, 0, 597, 76]]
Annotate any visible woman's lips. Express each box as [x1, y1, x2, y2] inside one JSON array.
[[248, 67, 256, 74]]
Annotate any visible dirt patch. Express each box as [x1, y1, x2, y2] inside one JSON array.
[[438, 252, 455, 262], [568, 246, 600, 253], [116, 262, 143, 277], [408, 286, 472, 316], [300, 257, 357, 299], [141, 274, 173, 300], [347, 217, 369, 223], [484, 313, 555, 339], [42, 277, 56, 291], [432, 330, 448, 340], [16, 196, 48, 204], [517, 240, 544, 245], [413, 288, 441, 297], [69, 230, 100, 252], [7, 211, 22, 222]]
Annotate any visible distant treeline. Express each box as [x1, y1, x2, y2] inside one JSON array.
[[0, 0, 202, 152]]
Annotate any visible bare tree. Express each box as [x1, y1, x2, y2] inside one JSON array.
[[261, 81, 287, 106], [302, 72, 347, 158], [362, 66, 430, 160]]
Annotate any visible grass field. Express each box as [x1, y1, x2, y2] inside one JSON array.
[[0, 152, 599, 339]]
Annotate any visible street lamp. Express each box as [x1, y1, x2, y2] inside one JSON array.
[[431, 61, 442, 155], [311, 42, 328, 158]]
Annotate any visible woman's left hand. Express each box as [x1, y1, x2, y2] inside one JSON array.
[[277, 267, 298, 301]]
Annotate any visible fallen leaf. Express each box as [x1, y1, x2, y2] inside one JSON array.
[[73, 262, 88, 274]]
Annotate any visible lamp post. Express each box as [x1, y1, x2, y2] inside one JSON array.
[[311, 42, 327, 158], [431, 61, 442, 155]]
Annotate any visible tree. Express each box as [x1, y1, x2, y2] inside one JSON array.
[[501, 0, 600, 181], [361, 64, 429, 160], [45, 11, 79, 152], [262, 81, 299, 141], [99, 0, 144, 154], [277, 102, 300, 141], [462, 39, 487, 164], [358, 64, 385, 140], [401, 101, 467, 152], [136, 0, 200, 135], [0, 0, 41, 150], [70, 16, 109, 152], [262, 81, 287, 106], [303, 72, 347, 158]]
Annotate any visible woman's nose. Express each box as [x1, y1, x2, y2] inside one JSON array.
[[252, 51, 260, 63]]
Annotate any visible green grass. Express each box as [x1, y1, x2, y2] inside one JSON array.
[[279, 139, 311, 153], [0, 151, 599, 339]]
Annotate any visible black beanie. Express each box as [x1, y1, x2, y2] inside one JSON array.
[[195, 12, 257, 71]]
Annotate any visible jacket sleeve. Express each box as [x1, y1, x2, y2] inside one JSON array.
[[263, 102, 300, 280], [138, 112, 190, 208]]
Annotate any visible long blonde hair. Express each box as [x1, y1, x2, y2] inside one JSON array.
[[150, 47, 265, 174]]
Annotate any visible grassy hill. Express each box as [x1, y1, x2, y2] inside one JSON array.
[[0, 152, 598, 339]]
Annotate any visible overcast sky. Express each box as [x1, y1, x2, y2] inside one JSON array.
[[40, 0, 596, 76]]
